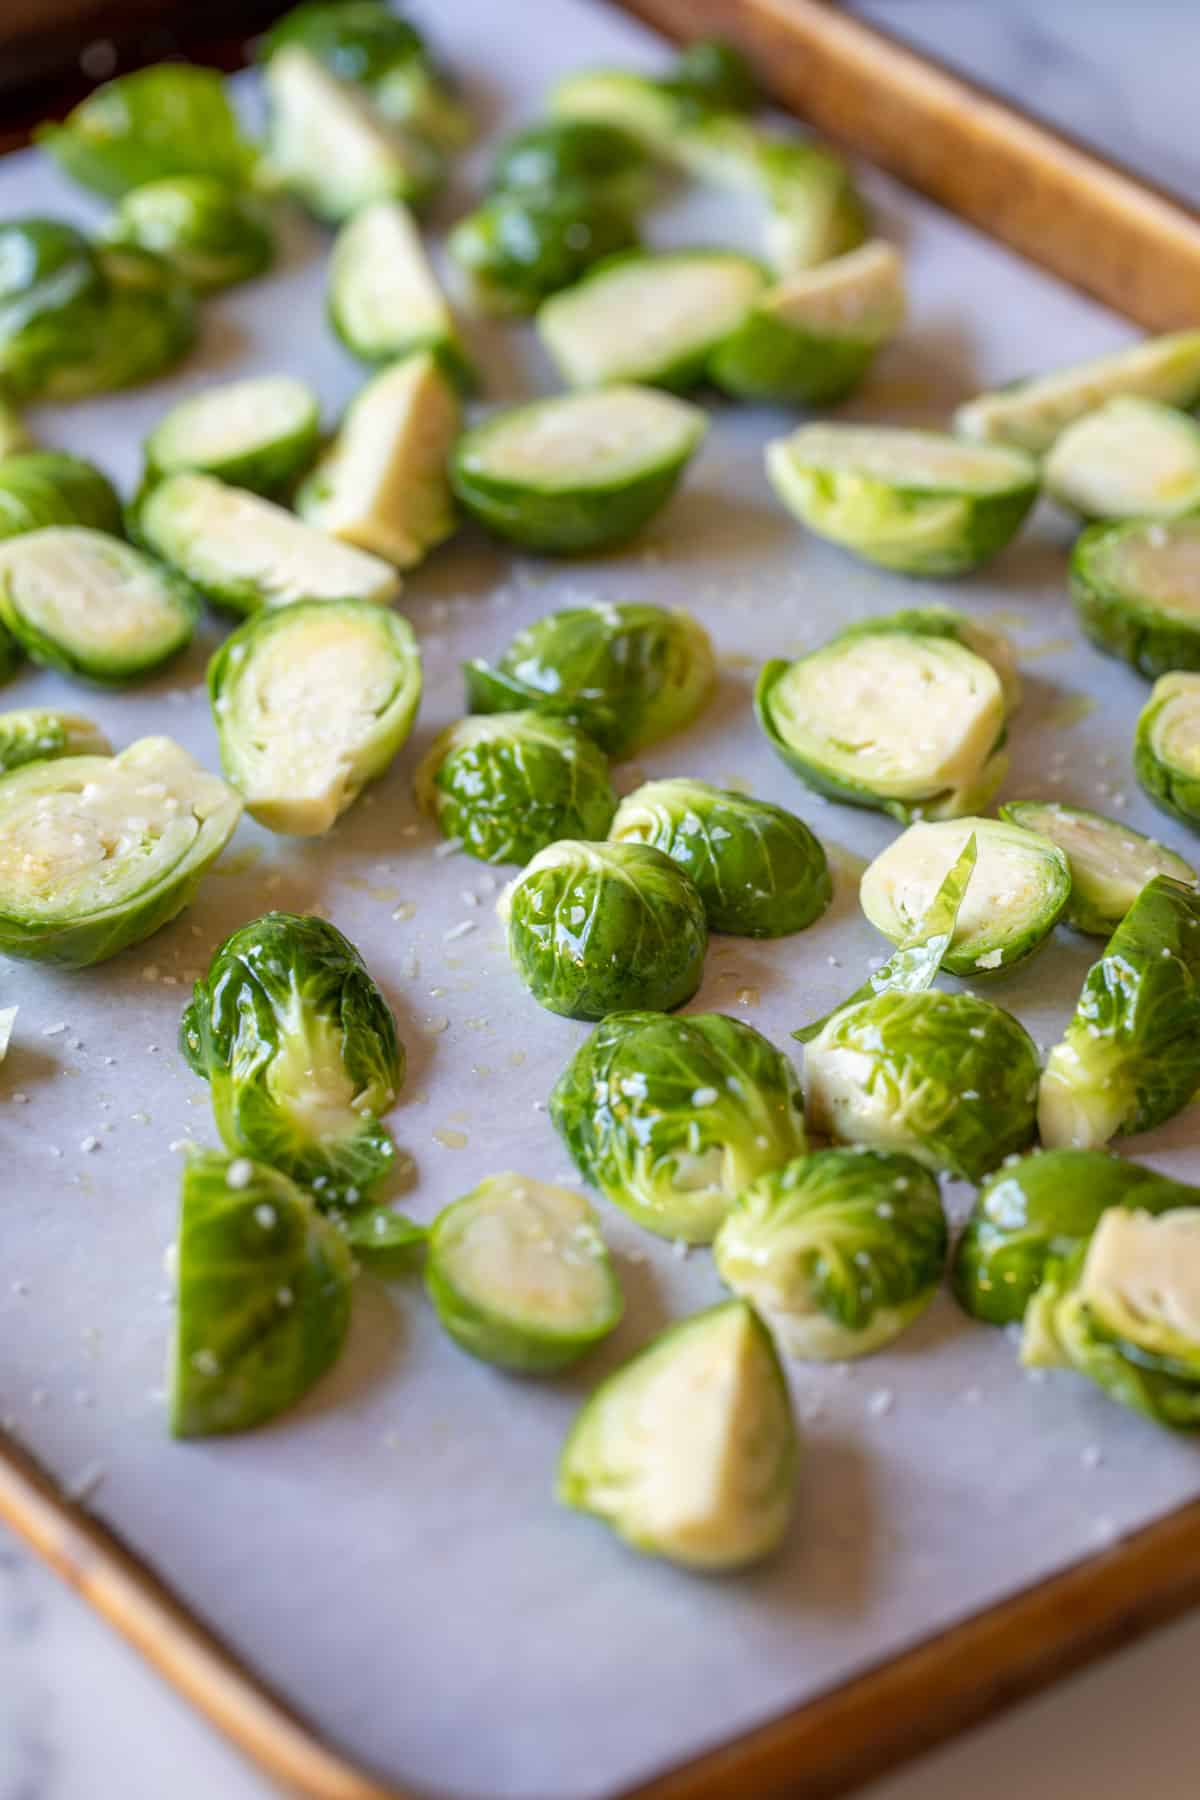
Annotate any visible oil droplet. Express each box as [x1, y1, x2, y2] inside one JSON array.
[[420, 1014, 449, 1035], [213, 846, 262, 877], [829, 844, 868, 881], [433, 1127, 468, 1150], [979, 608, 1030, 634], [1020, 636, 1075, 661], [367, 885, 399, 903], [735, 986, 760, 1007], [717, 652, 757, 672], [718, 772, 752, 793], [1046, 694, 1096, 729], [508, 1049, 527, 1067], [392, 902, 416, 921]]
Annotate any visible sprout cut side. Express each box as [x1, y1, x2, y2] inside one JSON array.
[[0, 709, 110, 774], [102, 175, 275, 292], [1072, 514, 1200, 679], [1135, 671, 1200, 830], [1044, 397, 1200, 521], [143, 376, 322, 498], [0, 452, 123, 541], [328, 197, 469, 376], [1000, 800, 1195, 936]]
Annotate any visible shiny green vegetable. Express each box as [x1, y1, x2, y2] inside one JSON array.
[[1044, 397, 1200, 521], [36, 64, 256, 198], [666, 39, 759, 113], [142, 375, 322, 498], [452, 185, 639, 317], [327, 198, 470, 378], [1072, 514, 1200, 679], [0, 220, 109, 401], [1135, 672, 1200, 829], [102, 175, 274, 292], [60, 246, 196, 397], [0, 453, 122, 541], [491, 118, 649, 206], [0, 708, 110, 774], [1000, 800, 1195, 936]]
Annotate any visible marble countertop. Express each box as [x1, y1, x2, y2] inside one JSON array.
[[4, 4, 1198, 1798]]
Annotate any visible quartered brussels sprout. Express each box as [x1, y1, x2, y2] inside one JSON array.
[[181, 912, 403, 1204], [710, 239, 905, 406], [491, 118, 649, 206], [451, 186, 639, 318], [103, 175, 273, 293], [450, 387, 706, 555], [1039, 874, 1200, 1151], [550, 1009, 805, 1242], [557, 1300, 796, 1570], [539, 250, 766, 389], [0, 528, 196, 685], [425, 1173, 622, 1373], [1044, 397, 1200, 522], [1000, 799, 1195, 936], [36, 64, 256, 198], [1135, 672, 1200, 830], [414, 712, 616, 865], [766, 423, 1038, 575], [328, 198, 470, 378], [170, 1151, 353, 1438], [0, 400, 31, 459], [208, 599, 420, 835], [0, 736, 240, 967], [0, 709, 109, 774], [714, 1149, 947, 1360], [1072, 514, 1200, 679], [0, 219, 109, 402], [610, 778, 831, 937], [756, 623, 1009, 822], [952, 1148, 1197, 1326], [136, 472, 399, 614], [499, 840, 707, 1021], [861, 815, 1070, 977], [142, 375, 322, 499], [296, 353, 458, 569], [806, 988, 1039, 1182], [1022, 1205, 1200, 1430], [0, 452, 122, 541], [955, 330, 1200, 455]]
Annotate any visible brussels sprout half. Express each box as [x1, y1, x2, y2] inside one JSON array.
[[0, 709, 110, 774], [610, 777, 831, 937], [754, 140, 869, 275], [49, 246, 196, 401], [952, 1148, 1199, 1326], [451, 387, 706, 555], [806, 988, 1039, 1182], [0, 452, 122, 541], [0, 220, 106, 402], [715, 1149, 947, 1360], [499, 840, 707, 1022], [861, 815, 1070, 977], [181, 912, 403, 1204], [103, 176, 274, 293], [1000, 800, 1195, 936], [451, 188, 640, 319], [426, 1173, 622, 1373], [1072, 514, 1200, 679], [296, 353, 458, 569], [756, 628, 1008, 822], [766, 423, 1038, 576], [414, 712, 617, 865], [0, 736, 240, 967], [143, 376, 322, 499], [538, 250, 767, 389], [0, 528, 196, 685], [491, 118, 650, 207], [136, 473, 400, 615], [557, 1299, 796, 1571], [550, 1010, 805, 1242], [1044, 397, 1200, 522], [208, 599, 420, 835], [36, 65, 256, 199], [1039, 874, 1200, 1151], [1135, 672, 1200, 830], [328, 198, 470, 379], [955, 330, 1200, 455], [835, 603, 1022, 712], [170, 1151, 353, 1438]]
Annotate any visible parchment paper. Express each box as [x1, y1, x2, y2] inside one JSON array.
[[2, 4, 1199, 1797]]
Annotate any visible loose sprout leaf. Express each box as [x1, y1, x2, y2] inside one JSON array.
[[1000, 800, 1195, 937], [35, 65, 256, 198], [550, 1009, 805, 1242], [451, 188, 640, 318], [1044, 397, 1200, 522], [1072, 514, 1200, 680], [1136, 671, 1200, 831], [102, 175, 274, 293], [336, 1205, 427, 1276], [0, 453, 123, 541], [328, 198, 470, 378], [0, 709, 110, 775], [143, 375, 322, 499]]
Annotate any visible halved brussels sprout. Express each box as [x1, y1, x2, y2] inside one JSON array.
[[754, 140, 869, 274], [0, 452, 122, 541], [806, 988, 1039, 1182], [181, 911, 403, 1204], [557, 1299, 796, 1571], [499, 840, 707, 1021], [1072, 514, 1200, 679], [955, 330, 1200, 454], [756, 626, 1008, 822], [1000, 799, 1195, 936], [1044, 397, 1200, 522], [425, 1173, 622, 1373], [170, 1151, 353, 1438], [610, 777, 831, 937], [0, 220, 108, 402], [538, 250, 766, 389], [208, 599, 420, 835], [142, 375, 322, 499], [414, 712, 616, 864], [1039, 874, 1200, 1150], [0, 528, 196, 685], [450, 387, 706, 555], [710, 239, 905, 406], [1135, 671, 1200, 829], [0, 400, 31, 459], [0, 709, 110, 774], [296, 354, 458, 569], [451, 188, 639, 318], [766, 423, 1038, 575], [550, 1010, 805, 1242], [102, 175, 274, 293], [491, 118, 649, 207], [835, 603, 1022, 711], [328, 198, 469, 377], [0, 735, 240, 967], [36, 65, 256, 199], [952, 1148, 1198, 1326], [551, 68, 696, 163], [714, 1148, 947, 1360], [261, 47, 441, 224], [861, 816, 1070, 977], [58, 246, 196, 399], [136, 473, 400, 615]]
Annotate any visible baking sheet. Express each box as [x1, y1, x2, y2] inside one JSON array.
[[3, 3, 1200, 1797]]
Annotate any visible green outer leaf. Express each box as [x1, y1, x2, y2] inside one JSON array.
[[170, 1151, 353, 1438], [490, 117, 649, 203], [0, 453, 123, 541], [1071, 515, 1200, 679], [709, 308, 877, 406], [0, 708, 110, 774], [36, 65, 256, 199], [1000, 799, 1196, 936], [666, 40, 759, 113], [335, 1205, 427, 1275], [258, 1, 426, 83], [102, 175, 274, 293], [450, 187, 639, 317], [550, 1009, 805, 1243], [143, 375, 322, 498], [1135, 673, 1200, 830]]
